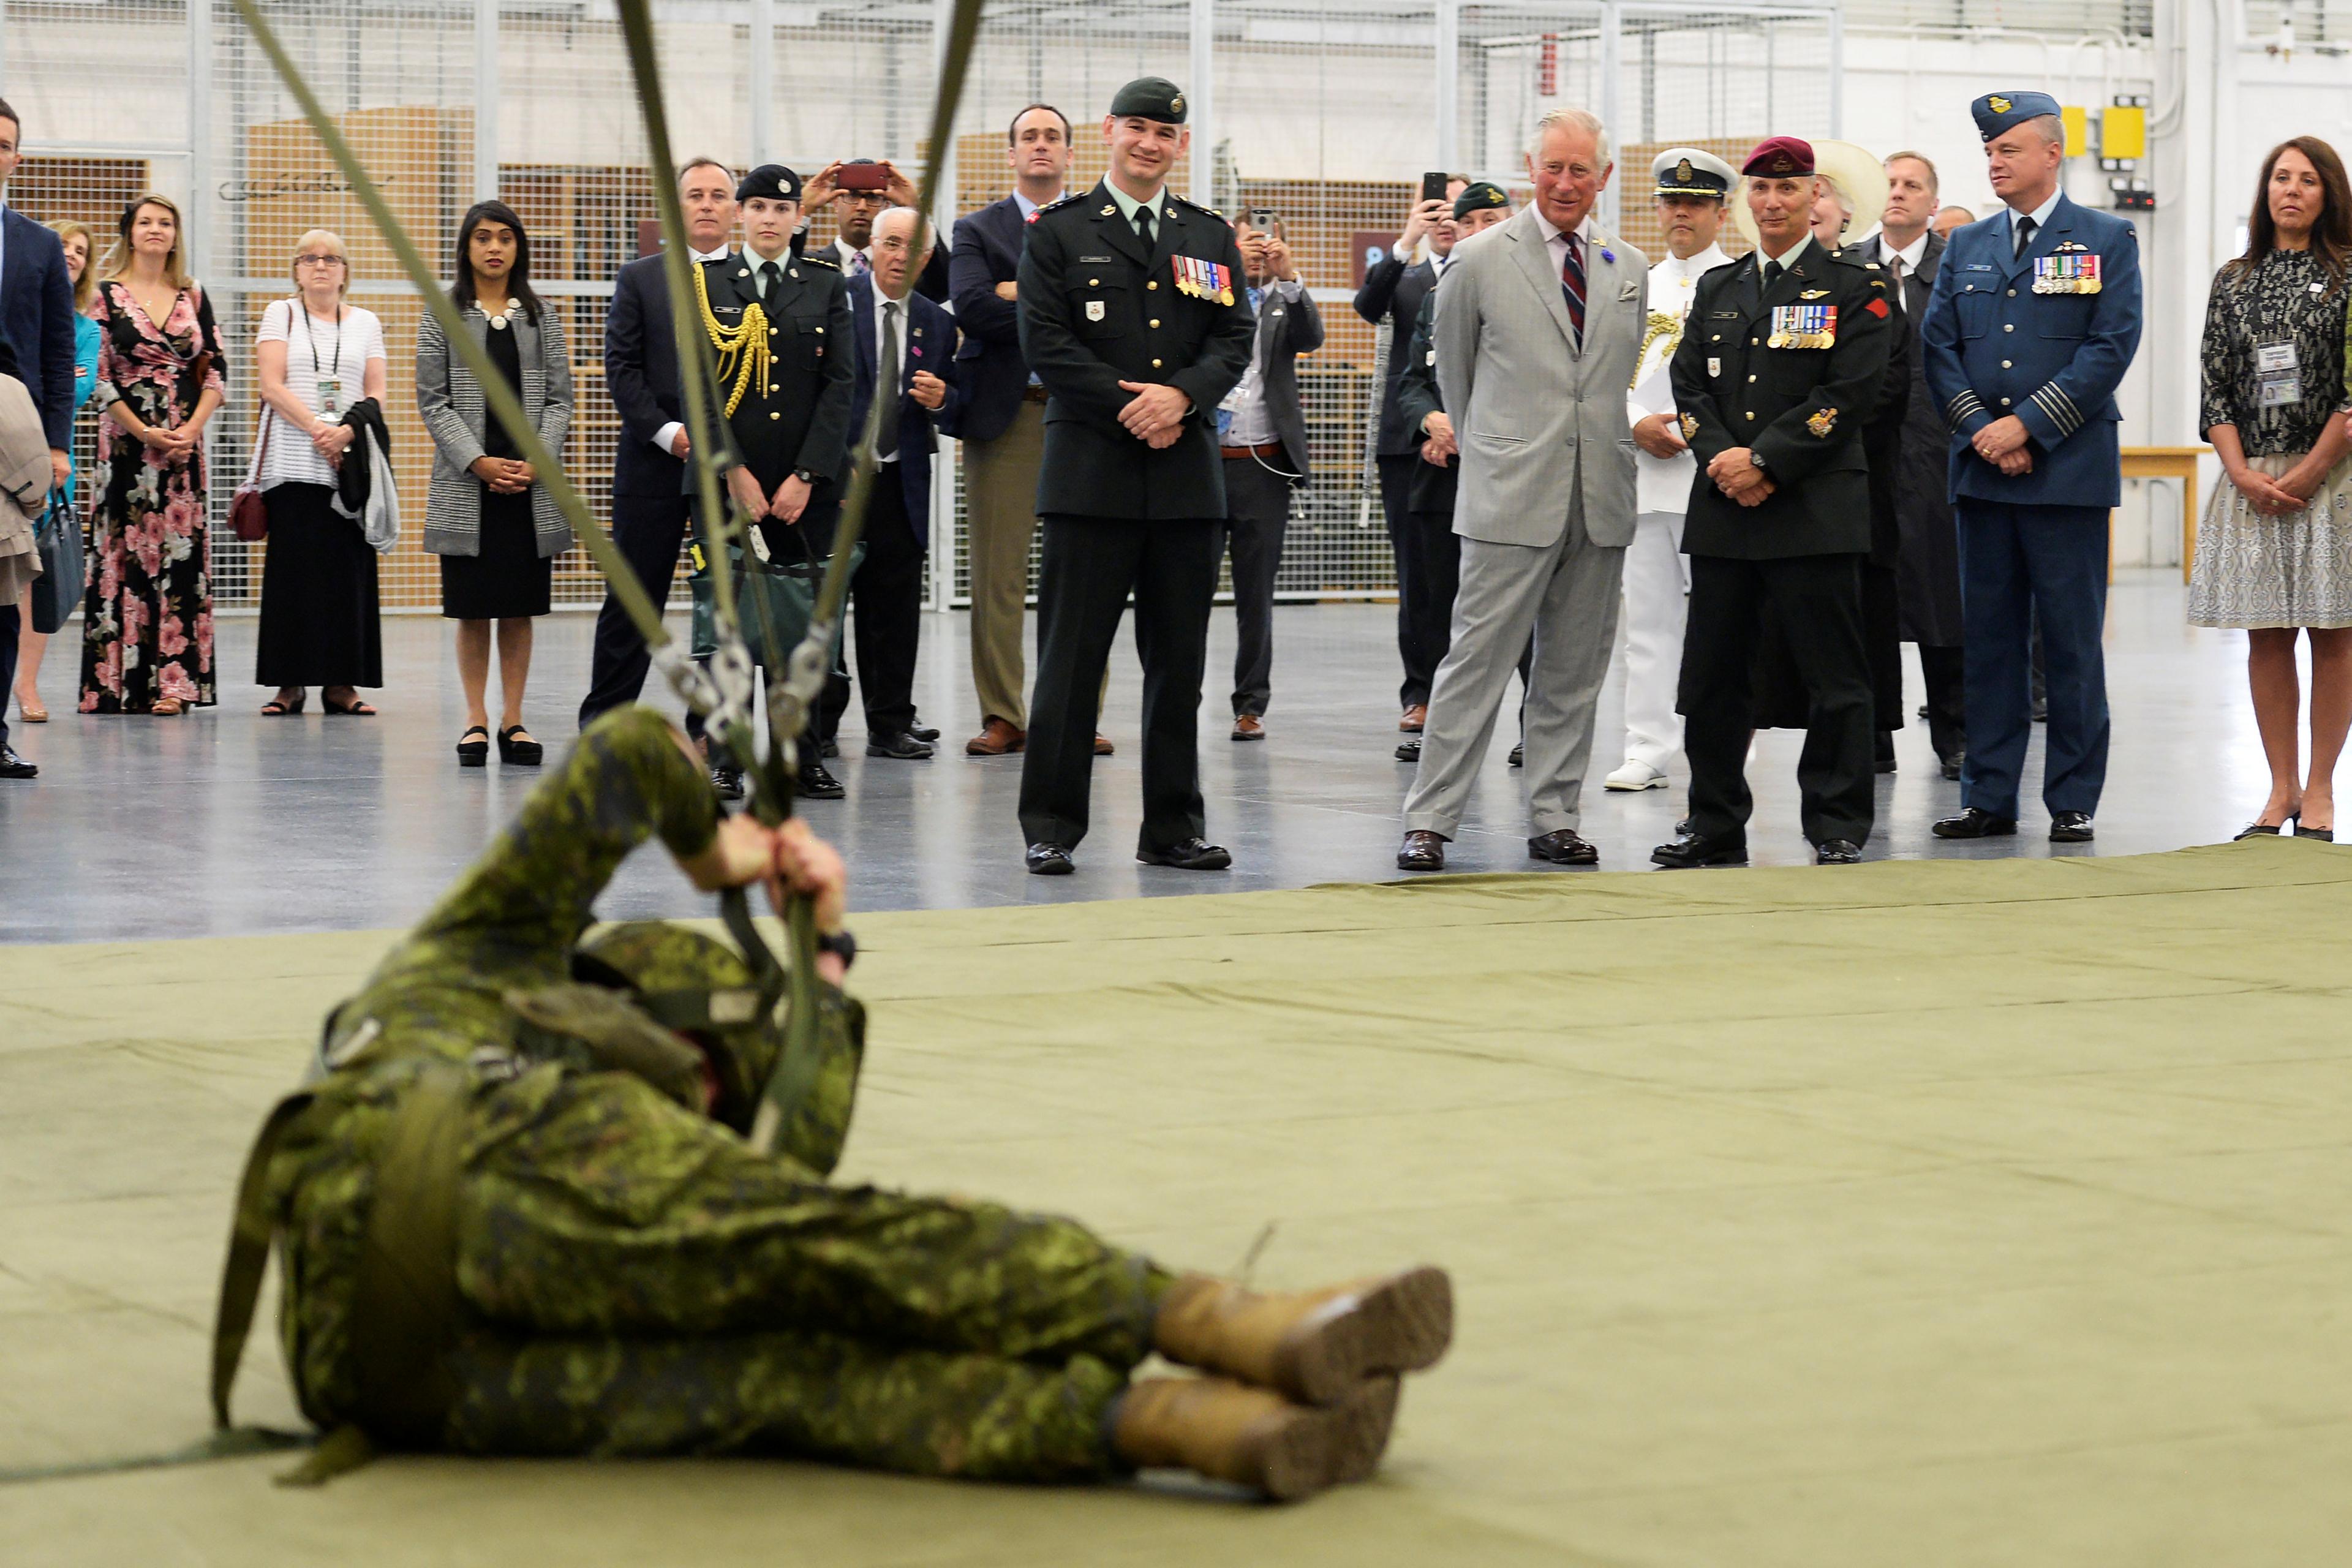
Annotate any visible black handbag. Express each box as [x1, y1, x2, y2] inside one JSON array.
[[31, 487, 83, 636]]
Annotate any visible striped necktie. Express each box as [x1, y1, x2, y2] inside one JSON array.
[[1559, 231, 1585, 350]]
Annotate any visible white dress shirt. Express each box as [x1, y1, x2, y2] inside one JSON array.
[[652, 242, 734, 457], [2008, 187, 2062, 253], [1219, 277, 1305, 447], [871, 289, 909, 464], [1877, 229, 1930, 312]]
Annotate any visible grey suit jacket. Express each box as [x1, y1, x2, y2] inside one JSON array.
[[416, 303, 573, 558], [1433, 206, 1646, 548], [1235, 281, 1324, 483]]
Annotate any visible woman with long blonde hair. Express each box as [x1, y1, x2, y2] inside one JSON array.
[[7, 219, 104, 725]]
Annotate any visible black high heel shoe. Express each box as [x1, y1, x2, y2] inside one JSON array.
[[497, 725, 543, 767], [456, 725, 489, 767]]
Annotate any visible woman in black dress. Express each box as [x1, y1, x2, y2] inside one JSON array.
[[416, 200, 573, 766]]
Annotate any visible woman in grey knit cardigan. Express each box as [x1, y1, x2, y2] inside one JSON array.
[[416, 200, 571, 767]]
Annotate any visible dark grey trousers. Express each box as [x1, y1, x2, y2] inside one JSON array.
[[1217, 458, 1296, 718]]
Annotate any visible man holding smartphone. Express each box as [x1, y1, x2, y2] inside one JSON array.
[[801, 157, 950, 302], [1355, 172, 1466, 739]]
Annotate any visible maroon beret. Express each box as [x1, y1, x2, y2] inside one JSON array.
[[1740, 137, 1815, 179]]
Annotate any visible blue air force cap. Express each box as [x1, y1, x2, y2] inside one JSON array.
[[1971, 91, 2063, 143]]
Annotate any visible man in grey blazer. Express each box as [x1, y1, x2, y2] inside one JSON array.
[[1218, 214, 1323, 739], [1397, 108, 1647, 870]]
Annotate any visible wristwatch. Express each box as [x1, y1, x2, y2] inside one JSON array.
[[1749, 450, 1770, 472], [815, 929, 857, 972], [792, 467, 816, 485]]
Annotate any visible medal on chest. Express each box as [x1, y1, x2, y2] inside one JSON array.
[[1767, 304, 1837, 349], [1174, 255, 1234, 306], [2032, 255, 2102, 295]]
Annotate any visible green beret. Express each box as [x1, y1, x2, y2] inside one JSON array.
[[1109, 77, 1187, 124], [1452, 182, 1508, 221]]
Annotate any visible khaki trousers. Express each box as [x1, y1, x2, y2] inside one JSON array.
[[963, 401, 1046, 729]]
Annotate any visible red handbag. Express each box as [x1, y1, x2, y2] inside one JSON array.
[[230, 409, 271, 543]]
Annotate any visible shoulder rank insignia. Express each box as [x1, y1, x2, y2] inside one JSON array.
[[2032, 255, 2102, 295], [1799, 288, 1830, 300], [1679, 412, 1699, 442], [1807, 406, 1837, 438], [1768, 303, 1838, 349], [1037, 192, 1084, 214]]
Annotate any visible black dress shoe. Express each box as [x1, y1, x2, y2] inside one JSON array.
[[866, 731, 936, 760], [1815, 838, 1863, 865], [1874, 734, 1897, 775], [1394, 737, 1421, 763], [1137, 836, 1231, 870], [796, 761, 846, 800], [909, 723, 941, 743], [1674, 816, 1692, 837], [1527, 828, 1598, 865], [818, 737, 840, 759], [1652, 831, 1747, 869], [0, 744, 37, 779], [1507, 742, 1523, 767], [709, 764, 744, 800], [2049, 810, 2094, 843], [1397, 829, 1446, 870], [1026, 843, 1074, 875], [2031, 698, 2049, 723], [1940, 753, 1964, 782], [1932, 807, 2017, 839]]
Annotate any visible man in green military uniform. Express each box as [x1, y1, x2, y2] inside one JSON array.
[[214, 706, 1452, 1499], [1655, 136, 1894, 870], [1016, 77, 1259, 876], [684, 163, 856, 801]]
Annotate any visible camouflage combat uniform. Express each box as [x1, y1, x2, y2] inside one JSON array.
[[238, 707, 1172, 1479]]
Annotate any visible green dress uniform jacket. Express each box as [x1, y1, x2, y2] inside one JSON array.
[[1669, 239, 1895, 559], [1016, 179, 1258, 519], [692, 248, 856, 518]]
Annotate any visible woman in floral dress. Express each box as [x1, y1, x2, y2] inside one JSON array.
[[79, 194, 226, 715]]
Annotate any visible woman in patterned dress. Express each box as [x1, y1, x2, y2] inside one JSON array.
[[2187, 137, 2352, 841], [78, 194, 226, 715]]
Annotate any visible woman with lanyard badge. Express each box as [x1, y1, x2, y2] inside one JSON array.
[[2188, 138, 2352, 841], [254, 227, 387, 715]]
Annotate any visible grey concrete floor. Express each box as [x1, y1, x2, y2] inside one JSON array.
[[0, 570, 2317, 943]]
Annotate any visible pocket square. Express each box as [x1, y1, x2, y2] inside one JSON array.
[[1618, 282, 1639, 301]]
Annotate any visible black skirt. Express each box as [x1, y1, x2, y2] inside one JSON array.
[[439, 484, 552, 620], [255, 481, 383, 687]]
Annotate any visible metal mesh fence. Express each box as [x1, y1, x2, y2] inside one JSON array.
[[4, 0, 1837, 613]]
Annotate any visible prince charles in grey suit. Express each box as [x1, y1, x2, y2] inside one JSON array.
[[1398, 108, 1648, 870]]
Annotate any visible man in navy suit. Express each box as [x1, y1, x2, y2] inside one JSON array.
[[577, 157, 736, 729], [816, 206, 960, 758], [0, 99, 78, 780], [949, 104, 1076, 758], [1921, 91, 2142, 845]]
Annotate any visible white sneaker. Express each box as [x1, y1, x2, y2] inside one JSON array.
[[1604, 759, 1670, 791]]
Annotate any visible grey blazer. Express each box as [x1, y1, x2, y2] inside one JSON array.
[[1433, 206, 1647, 549], [415, 302, 573, 557], [1240, 282, 1324, 483]]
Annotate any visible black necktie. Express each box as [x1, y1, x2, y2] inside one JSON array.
[[1760, 257, 1779, 290], [876, 299, 903, 456], [759, 260, 783, 301], [2013, 216, 2037, 259], [1134, 203, 1155, 251]]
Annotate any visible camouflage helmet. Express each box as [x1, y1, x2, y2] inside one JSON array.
[[571, 921, 780, 1132]]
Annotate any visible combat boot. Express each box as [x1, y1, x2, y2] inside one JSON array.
[[1153, 1267, 1453, 1406], [1111, 1374, 1401, 1499]]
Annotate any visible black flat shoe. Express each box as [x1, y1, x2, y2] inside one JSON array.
[[909, 723, 941, 743], [797, 761, 846, 800], [1507, 742, 1523, 767], [2049, 811, 2095, 843], [1137, 836, 1232, 870], [819, 738, 840, 758], [497, 725, 543, 767], [262, 692, 305, 716], [1652, 831, 1747, 869], [1026, 842, 1074, 875], [1394, 737, 1421, 763], [709, 764, 744, 801], [1940, 753, 1964, 782], [1397, 830, 1446, 870], [2293, 821, 2335, 842], [1815, 838, 1863, 865], [456, 726, 489, 768], [2234, 821, 2286, 841], [865, 731, 935, 760], [1932, 807, 2016, 839], [1527, 828, 1599, 865]]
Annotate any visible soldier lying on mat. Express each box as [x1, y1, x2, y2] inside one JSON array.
[[213, 706, 1450, 1499]]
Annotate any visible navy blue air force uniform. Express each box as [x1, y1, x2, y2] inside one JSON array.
[[1920, 92, 2143, 829]]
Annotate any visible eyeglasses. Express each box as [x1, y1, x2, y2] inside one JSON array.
[[295, 254, 347, 269]]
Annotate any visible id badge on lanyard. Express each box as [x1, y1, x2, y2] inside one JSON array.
[[2255, 342, 2301, 410], [315, 375, 344, 418]]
